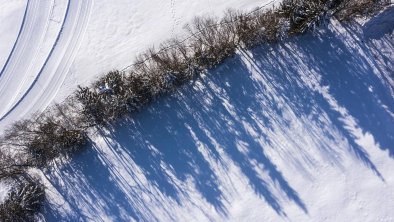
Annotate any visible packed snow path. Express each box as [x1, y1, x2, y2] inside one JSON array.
[[0, 0, 92, 127]]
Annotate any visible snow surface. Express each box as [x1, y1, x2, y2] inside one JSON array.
[[0, 180, 12, 203], [0, 0, 26, 70], [363, 5, 394, 40], [40, 16, 394, 222], [1, 0, 393, 221]]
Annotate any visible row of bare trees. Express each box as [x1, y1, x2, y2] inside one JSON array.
[[74, 0, 390, 126], [0, 0, 390, 220], [0, 100, 87, 220]]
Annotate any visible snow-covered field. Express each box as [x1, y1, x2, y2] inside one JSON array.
[[1, 0, 394, 221], [44, 10, 393, 222]]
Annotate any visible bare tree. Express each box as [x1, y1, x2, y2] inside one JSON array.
[[0, 178, 45, 222], [334, 0, 390, 21]]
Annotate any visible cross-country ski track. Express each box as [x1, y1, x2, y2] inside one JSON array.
[[0, 0, 62, 118], [0, 0, 92, 128], [0, 0, 28, 77]]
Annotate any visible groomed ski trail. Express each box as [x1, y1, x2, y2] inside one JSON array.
[[0, 0, 93, 128]]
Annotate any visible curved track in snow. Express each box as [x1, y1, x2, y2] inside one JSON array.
[[0, 0, 93, 126], [0, 0, 64, 119], [0, 0, 53, 114], [0, 0, 29, 76]]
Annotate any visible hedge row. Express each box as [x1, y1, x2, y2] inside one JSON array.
[[0, 0, 389, 219]]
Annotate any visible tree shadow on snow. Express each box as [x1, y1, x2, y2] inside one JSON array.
[[105, 57, 308, 216], [42, 22, 394, 221], [42, 140, 144, 221], [245, 22, 393, 179], [43, 57, 308, 220]]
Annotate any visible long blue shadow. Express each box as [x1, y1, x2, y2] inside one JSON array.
[[41, 22, 394, 221], [247, 25, 393, 177]]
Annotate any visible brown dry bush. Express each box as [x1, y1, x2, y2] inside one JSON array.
[[255, 9, 288, 43], [124, 72, 154, 109], [75, 86, 109, 125], [0, 178, 45, 222], [1, 113, 87, 167], [279, 0, 330, 35], [334, 0, 390, 21], [0, 150, 28, 179], [186, 16, 238, 68], [225, 9, 259, 48], [152, 40, 194, 86]]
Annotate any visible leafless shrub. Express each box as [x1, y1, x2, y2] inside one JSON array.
[[0, 150, 28, 179], [334, 0, 390, 21], [186, 15, 238, 68], [125, 72, 154, 109], [225, 9, 258, 47], [28, 121, 86, 165], [0, 178, 45, 222], [140, 48, 172, 95], [256, 9, 289, 43], [75, 86, 109, 125], [279, 0, 330, 35], [153, 40, 195, 86], [53, 97, 88, 129], [1, 112, 87, 166]]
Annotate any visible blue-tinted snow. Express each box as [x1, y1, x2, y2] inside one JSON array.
[[42, 17, 394, 222]]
